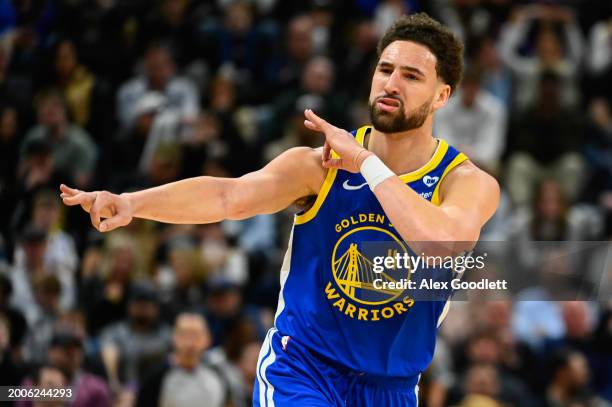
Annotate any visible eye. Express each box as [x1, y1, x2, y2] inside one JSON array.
[[404, 74, 418, 81], [378, 66, 392, 75]]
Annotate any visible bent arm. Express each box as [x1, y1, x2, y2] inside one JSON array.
[[372, 162, 500, 253]]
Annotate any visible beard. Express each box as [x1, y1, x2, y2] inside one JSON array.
[[369, 96, 433, 133]]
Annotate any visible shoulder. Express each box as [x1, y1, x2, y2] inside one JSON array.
[[67, 126, 95, 146], [118, 77, 144, 94], [442, 160, 500, 197], [439, 160, 500, 216]]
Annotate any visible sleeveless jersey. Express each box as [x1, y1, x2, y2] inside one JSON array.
[[273, 126, 468, 378]]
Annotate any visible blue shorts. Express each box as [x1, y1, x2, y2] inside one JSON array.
[[253, 328, 420, 407]]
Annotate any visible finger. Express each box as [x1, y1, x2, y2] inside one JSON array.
[[89, 192, 107, 230], [59, 184, 79, 195], [62, 192, 90, 207], [322, 158, 343, 169], [99, 214, 129, 232], [322, 142, 331, 162], [304, 109, 332, 130], [304, 119, 321, 132]]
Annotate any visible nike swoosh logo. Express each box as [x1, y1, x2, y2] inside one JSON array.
[[342, 180, 368, 191]]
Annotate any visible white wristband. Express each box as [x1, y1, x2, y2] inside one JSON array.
[[360, 155, 395, 191]]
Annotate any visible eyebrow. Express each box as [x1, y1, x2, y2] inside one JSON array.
[[378, 61, 425, 77]]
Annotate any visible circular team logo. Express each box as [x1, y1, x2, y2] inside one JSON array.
[[331, 226, 410, 305]]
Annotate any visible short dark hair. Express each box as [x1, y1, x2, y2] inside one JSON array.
[[377, 13, 464, 94]]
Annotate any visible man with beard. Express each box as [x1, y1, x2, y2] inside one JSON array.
[[60, 13, 499, 407]]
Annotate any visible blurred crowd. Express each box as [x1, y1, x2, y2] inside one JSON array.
[[0, 0, 611, 406]]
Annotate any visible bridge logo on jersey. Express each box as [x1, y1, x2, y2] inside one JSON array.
[[324, 218, 416, 322]]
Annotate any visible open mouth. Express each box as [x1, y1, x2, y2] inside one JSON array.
[[376, 97, 401, 112]]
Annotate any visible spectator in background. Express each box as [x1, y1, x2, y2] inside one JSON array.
[[50, 39, 96, 129], [19, 90, 97, 188], [499, 4, 584, 110], [198, 1, 278, 101], [80, 232, 142, 335], [206, 317, 261, 407], [157, 238, 207, 323], [0, 274, 27, 352], [205, 73, 261, 175], [0, 104, 20, 248], [235, 340, 262, 406], [0, 314, 25, 387], [113, 91, 166, 182], [509, 179, 592, 243], [265, 56, 348, 146], [132, 92, 183, 173], [452, 330, 530, 407], [29, 190, 78, 276], [544, 350, 608, 407], [205, 279, 245, 347], [505, 71, 585, 207], [21, 274, 62, 363], [583, 98, 612, 218], [0, 45, 34, 120], [13, 191, 78, 310], [275, 14, 315, 92], [119, 141, 185, 191], [100, 282, 172, 389], [337, 19, 379, 100], [474, 37, 513, 109], [24, 365, 67, 407], [586, 18, 612, 77], [198, 223, 248, 288], [458, 363, 504, 407], [9, 225, 74, 322], [140, 0, 200, 68], [136, 312, 229, 407], [45, 330, 111, 407], [17, 330, 111, 407], [434, 66, 507, 174], [116, 43, 199, 131]]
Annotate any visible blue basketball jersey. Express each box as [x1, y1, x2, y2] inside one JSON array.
[[273, 125, 468, 378]]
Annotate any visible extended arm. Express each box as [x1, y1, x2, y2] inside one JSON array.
[[60, 147, 325, 232]]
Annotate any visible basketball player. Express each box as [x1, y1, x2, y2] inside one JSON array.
[[60, 13, 499, 407]]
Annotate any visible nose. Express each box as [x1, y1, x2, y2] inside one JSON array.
[[383, 69, 402, 96]]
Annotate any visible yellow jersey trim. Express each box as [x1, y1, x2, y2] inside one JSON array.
[[355, 125, 370, 147], [431, 152, 469, 206], [294, 126, 370, 225], [398, 139, 449, 183]]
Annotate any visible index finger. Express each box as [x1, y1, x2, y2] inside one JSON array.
[[304, 109, 332, 130], [60, 184, 79, 195]]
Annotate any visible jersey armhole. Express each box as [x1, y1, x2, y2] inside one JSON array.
[[431, 153, 469, 206], [294, 125, 370, 225]]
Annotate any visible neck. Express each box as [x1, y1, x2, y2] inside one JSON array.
[[368, 116, 438, 174], [49, 123, 67, 139], [548, 382, 572, 402], [172, 353, 198, 370]]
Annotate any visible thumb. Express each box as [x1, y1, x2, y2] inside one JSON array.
[[99, 214, 131, 232]]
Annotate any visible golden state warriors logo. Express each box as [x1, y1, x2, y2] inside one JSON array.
[[325, 214, 415, 322]]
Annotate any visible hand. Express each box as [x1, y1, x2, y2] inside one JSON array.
[[304, 109, 373, 173], [59, 184, 133, 232]]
